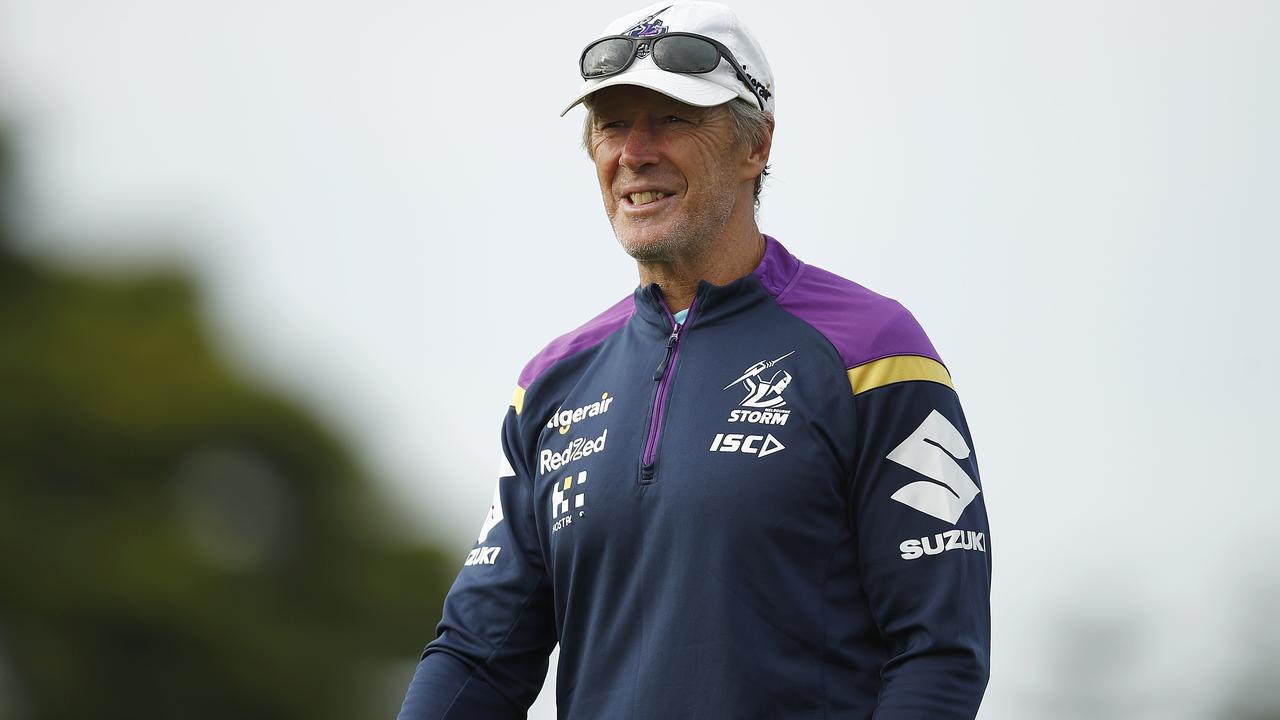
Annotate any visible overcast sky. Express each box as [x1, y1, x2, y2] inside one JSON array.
[[3, 1, 1278, 717]]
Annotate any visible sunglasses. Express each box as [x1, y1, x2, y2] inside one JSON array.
[[579, 32, 768, 112]]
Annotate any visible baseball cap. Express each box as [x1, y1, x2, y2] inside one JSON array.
[[560, 1, 775, 117]]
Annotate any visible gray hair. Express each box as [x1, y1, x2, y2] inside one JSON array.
[[581, 97, 774, 207]]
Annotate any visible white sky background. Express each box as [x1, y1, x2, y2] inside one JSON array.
[[2, 1, 1278, 718]]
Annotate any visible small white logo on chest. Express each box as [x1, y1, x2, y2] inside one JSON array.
[[722, 352, 796, 424], [708, 432, 786, 458], [552, 471, 587, 533], [546, 392, 614, 435]]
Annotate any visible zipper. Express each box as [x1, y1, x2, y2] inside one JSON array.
[[652, 327, 680, 381], [640, 295, 697, 481]]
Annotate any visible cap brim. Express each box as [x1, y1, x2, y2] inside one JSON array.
[[560, 67, 739, 117]]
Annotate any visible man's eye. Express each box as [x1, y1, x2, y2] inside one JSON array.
[[663, 115, 686, 124]]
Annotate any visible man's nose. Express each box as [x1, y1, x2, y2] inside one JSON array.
[[619, 119, 661, 171]]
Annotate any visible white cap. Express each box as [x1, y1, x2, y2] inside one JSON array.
[[560, 1, 775, 117]]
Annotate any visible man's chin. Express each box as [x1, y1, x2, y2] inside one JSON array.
[[616, 231, 682, 263]]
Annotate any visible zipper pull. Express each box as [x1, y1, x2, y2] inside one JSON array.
[[652, 326, 680, 380]]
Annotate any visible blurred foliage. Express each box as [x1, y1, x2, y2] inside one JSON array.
[[1217, 582, 1280, 720], [0, 129, 452, 718]]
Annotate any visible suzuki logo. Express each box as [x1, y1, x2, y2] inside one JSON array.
[[886, 409, 980, 524]]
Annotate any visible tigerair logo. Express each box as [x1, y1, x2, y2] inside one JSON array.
[[723, 351, 795, 425], [540, 429, 608, 475], [551, 470, 587, 533], [546, 392, 615, 435], [741, 65, 773, 103]]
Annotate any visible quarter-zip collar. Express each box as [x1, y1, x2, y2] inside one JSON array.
[[631, 235, 802, 334]]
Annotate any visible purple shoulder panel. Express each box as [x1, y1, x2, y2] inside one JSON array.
[[517, 293, 636, 389], [757, 236, 943, 369], [751, 234, 805, 298]]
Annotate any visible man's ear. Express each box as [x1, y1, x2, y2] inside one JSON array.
[[741, 115, 775, 181]]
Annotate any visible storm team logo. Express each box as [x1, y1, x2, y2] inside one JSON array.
[[624, 5, 672, 58], [725, 351, 794, 408], [709, 351, 797, 457], [723, 351, 795, 425]]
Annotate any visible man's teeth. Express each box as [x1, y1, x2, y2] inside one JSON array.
[[629, 191, 667, 206]]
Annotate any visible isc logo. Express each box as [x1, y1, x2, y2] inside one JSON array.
[[708, 432, 785, 458]]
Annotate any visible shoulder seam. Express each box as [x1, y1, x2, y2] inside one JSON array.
[[848, 350, 950, 373], [771, 256, 808, 305], [517, 293, 634, 390], [768, 262, 943, 370]]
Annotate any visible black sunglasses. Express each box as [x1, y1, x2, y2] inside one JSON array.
[[579, 32, 769, 112]]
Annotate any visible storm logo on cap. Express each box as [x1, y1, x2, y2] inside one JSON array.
[[626, 5, 673, 57]]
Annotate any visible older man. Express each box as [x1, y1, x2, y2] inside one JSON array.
[[398, 2, 991, 718]]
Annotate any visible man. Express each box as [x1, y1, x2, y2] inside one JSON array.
[[398, 2, 991, 718]]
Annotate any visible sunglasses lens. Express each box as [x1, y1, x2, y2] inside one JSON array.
[[582, 38, 635, 78], [652, 35, 721, 73]]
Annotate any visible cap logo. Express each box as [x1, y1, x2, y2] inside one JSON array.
[[625, 5, 672, 57], [740, 64, 773, 103]]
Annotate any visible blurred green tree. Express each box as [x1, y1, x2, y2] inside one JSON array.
[[0, 128, 453, 719]]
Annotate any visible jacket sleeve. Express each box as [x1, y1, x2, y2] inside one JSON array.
[[397, 401, 557, 719], [848, 373, 991, 719]]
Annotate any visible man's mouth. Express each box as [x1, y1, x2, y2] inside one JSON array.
[[628, 191, 668, 206]]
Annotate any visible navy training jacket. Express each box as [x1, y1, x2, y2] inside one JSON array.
[[398, 236, 991, 719]]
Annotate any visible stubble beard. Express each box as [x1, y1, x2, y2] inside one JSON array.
[[611, 186, 737, 264]]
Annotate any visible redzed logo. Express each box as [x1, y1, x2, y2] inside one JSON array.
[[540, 429, 608, 475]]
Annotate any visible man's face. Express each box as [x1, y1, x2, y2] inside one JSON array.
[[587, 85, 749, 263]]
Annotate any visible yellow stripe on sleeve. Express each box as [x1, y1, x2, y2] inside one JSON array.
[[511, 386, 526, 415], [846, 355, 953, 395]]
